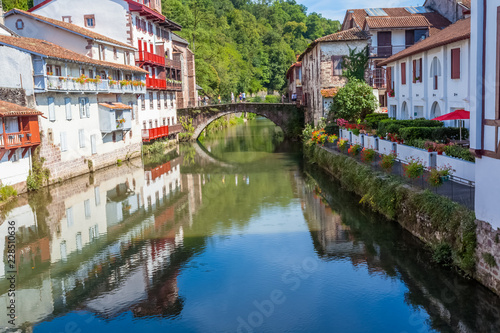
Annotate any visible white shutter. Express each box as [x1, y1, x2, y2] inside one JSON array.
[[60, 132, 67, 152], [65, 97, 72, 120], [84, 199, 91, 218], [85, 97, 90, 118], [90, 134, 97, 154], [79, 129, 85, 148], [48, 97, 55, 121], [66, 207, 74, 227], [79, 98, 85, 118], [94, 186, 101, 206]]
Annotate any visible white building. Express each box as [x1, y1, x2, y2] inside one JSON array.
[[470, 0, 500, 228], [28, 0, 183, 142], [380, 18, 470, 125], [0, 35, 147, 182], [340, 6, 452, 108]]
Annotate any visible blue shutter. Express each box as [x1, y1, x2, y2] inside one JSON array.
[[48, 97, 55, 121], [65, 97, 72, 120]]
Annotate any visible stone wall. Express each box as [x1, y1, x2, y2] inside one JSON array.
[[475, 220, 500, 294]]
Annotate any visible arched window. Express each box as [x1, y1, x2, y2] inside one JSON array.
[[401, 102, 409, 120], [430, 102, 441, 119], [430, 57, 441, 90]]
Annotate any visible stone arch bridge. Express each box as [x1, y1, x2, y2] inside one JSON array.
[[177, 103, 304, 140]]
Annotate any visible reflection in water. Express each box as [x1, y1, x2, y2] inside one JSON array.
[[0, 118, 499, 332]]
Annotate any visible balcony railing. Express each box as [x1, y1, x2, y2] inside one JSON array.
[[166, 80, 182, 91], [369, 68, 387, 89], [169, 124, 182, 134], [165, 59, 181, 69], [142, 125, 169, 142], [46, 76, 146, 94], [136, 50, 165, 67], [146, 77, 167, 89], [369, 45, 409, 58], [0, 131, 40, 149]]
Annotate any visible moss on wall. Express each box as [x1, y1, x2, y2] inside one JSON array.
[[304, 143, 477, 275]]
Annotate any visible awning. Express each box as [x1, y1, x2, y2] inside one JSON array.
[[196, 84, 203, 90], [320, 88, 339, 98], [432, 109, 470, 121], [99, 102, 133, 110]]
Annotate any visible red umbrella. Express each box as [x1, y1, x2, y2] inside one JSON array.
[[431, 109, 470, 121], [432, 109, 470, 141]]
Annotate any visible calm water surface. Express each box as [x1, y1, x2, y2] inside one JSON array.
[[1, 118, 500, 333]]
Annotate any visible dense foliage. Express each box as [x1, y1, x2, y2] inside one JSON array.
[[340, 46, 369, 81], [163, 0, 340, 97], [329, 79, 378, 121], [399, 126, 469, 142], [378, 119, 444, 136]]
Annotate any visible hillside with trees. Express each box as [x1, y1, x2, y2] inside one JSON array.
[[3, 0, 340, 98]]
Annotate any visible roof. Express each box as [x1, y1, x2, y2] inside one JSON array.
[[364, 16, 431, 29], [286, 61, 301, 77], [172, 33, 189, 46], [460, 1, 471, 9], [321, 88, 339, 98], [0, 100, 42, 117], [0, 35, 148, 73], [380, 18, 470, 66], [298, 28, 369, 61], [99, 102, 132, 110], [6, 9, 134, 50], [342, 7, 450, 34]]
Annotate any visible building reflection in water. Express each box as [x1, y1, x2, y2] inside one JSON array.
[[0, 149, 206, 329]]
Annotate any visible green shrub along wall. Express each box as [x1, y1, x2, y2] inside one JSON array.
[[399, 126, 469, 142], [304, 144, 476, 275]]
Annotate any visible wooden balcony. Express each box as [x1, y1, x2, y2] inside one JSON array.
[[165, 59, 181, 69], [0, 115, 41, 152], [136, 50, 165, 67], [142, 125, 169, 142], [46, 76, 146, 94], [168, 124, 182, 134], [146, 77, 167, 90], [166, 80, 182, 91]]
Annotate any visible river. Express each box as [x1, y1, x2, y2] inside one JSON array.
[[1, 118, 500, 333]]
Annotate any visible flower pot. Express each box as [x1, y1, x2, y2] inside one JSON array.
[[427, 148, 433, 152], [437, 151, 443, 155], [440, 175, 450, 182]]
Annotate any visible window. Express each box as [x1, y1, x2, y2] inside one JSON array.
[[48, 97, 55, 121], [163, 118, 166, 126], [94, 186, 101, 206], [11, 149, 19, 162], [79, 129, 85, 148], [66, 207, 74, 227], [164, 92, 168, 107], [148, 22, 153, 35], [157, 93, 161, 109], [149, 120, 153, 129], [155, 120, 158, 128], [143, 121, 147, 129], [168, 118, 170, 126], [141, 95, 145, 110], [430, 57, 441, 90], [125, 52, 130, 65], [62, 16, 72, 23], [84, 199, 91, 219], [149, 92, 154, 109], [401, 62, 406, 85], [99, 45, 105, 61], [46, 65, 53, 76], [88, 69, 93, 78], [76, 233, 82, 252], [451, 48, 461, 79], [80, 67, 85, 76], [91, 134, 97, 154], [332, 56, 343, 76], [113, 47, 118, 60], [60, 132, 68, 152], [141, 19, 146, 31], [54, 65, 62, 76], [15, 19, 24, 30], [129, 101, 135, 120], [135, 16, 140, 30], [413, 58, 422, 83], [65, 97, 72, 120], [84, 15, 95, 28], [79, 97, 90, 118]]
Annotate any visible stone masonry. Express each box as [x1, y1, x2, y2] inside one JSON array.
[[475, 219, 500, 295]]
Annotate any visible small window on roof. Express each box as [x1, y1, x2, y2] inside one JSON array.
[[62, 16, 72, 23], [15, 19, 24, 30], [84, 15, 95, 28]]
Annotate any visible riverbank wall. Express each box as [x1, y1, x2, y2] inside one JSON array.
[[304, 143, 500, 296]]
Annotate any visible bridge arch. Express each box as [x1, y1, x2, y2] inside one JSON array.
[[177, 103, 304, 141]]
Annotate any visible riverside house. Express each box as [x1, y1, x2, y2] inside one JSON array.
[[379, 18, 471, 125], [0, 35, 147, 184], [27, 0, 185, 142]]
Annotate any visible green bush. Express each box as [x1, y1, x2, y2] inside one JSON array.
[[399, 127, 469, 142], [264, 95, 280, 103], [445, 145, 475, 162], [325, 123, 339, 136], [378, 119, 443, 136], [330, 79, 378, 121], [405, 139, 427, 150], [364, 114, 389, 130], [249, 96, 263, 103], [0, 184, 17, 202]]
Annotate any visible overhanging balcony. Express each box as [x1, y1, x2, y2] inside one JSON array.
[[146, 77, 167, 90], [166, 80, 182, 91], [136, 50, 165, 67], [45, 76, 146, 94], [165, 59, 181, 69], [142, 125, 169, 142]]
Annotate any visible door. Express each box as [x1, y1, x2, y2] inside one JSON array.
[[405, 30, 415, 48], [377, 31, 392, 57]]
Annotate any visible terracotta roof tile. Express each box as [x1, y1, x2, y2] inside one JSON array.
[[380, 18, 470, 66], [0, 100, 42, 117], [321, 88, 339, 98], [6, 9, 134, 49], [0, 35, 148, 74], [342, 7, 450, 32], [298, 28, 369, 61], [365, 16, 431, 29]]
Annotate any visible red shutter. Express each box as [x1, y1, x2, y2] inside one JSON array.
[[401, 62, 405, 85], [386, 66, 392, 90], [412, 59, 417, 83], [419, 58, 422, 82], [451, 48, 461, 79]]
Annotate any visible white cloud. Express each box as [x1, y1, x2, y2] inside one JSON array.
[[297, 0, 424, 21]]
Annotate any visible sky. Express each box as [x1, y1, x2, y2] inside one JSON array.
[[295, 0, 425, 22]]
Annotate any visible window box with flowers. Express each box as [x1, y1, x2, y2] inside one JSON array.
[[387, 89, 395, 98], [116, 118, 126, 129]]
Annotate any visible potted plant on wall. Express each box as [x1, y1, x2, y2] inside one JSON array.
[[428, 165, 454, 187], [436, 143, 447, 155], [424, 141, 435, 152], [380, 151, 397, 172], [403, 157, 426, 180]]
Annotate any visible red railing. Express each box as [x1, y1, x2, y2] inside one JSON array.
[[1, 131, 40, 149], [142, 125, 169, 142], [136, 50, 165, 66], [146, 77, 167, 89]]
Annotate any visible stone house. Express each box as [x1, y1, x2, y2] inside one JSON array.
[[298, 28, 370, 125], [286, 60, 302, 104], [172, 33, 198, 109]]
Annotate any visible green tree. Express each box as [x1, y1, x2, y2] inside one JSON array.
[[329, 79, 378, 122], [341, 45, 369, 81]]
